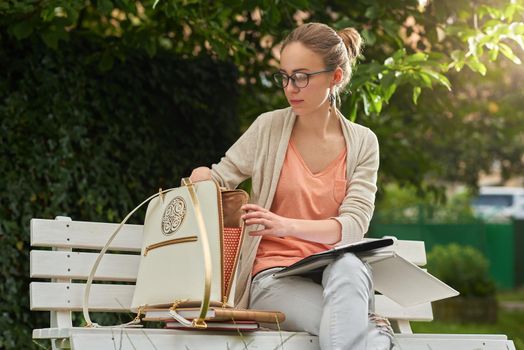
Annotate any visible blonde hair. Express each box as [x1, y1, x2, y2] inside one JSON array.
[[280, 22, 363, 104]]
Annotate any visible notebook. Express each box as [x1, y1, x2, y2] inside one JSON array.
[[273, 238, 395, 279]]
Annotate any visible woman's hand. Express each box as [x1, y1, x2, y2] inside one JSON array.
[[241, 204, 295, 237], [189, 166, 212, 182]]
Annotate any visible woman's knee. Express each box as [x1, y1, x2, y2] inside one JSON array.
[[322, 253, 372, 288], [331, 253, 370, 275]]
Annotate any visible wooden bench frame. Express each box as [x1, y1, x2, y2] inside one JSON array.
[[30, 216, 516, 350]]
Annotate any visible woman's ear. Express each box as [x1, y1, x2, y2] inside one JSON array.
[[331, 67, 343, 86]]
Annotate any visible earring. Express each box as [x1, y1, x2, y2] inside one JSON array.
[[328, 91, 335, 114]]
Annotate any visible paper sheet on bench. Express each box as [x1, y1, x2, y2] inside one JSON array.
[[364, 252, 459, 307]]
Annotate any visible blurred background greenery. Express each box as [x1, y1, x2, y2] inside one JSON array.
[[1, 0, 524, 349]]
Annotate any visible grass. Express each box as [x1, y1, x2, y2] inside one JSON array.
[[497, 287, 524, 302], [411, 305, 524, 350]]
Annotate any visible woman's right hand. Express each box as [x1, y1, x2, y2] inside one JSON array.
[[189, 166, 212, 182]]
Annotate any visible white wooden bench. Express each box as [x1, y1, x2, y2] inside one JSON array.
[[30, 216, 516, 350]]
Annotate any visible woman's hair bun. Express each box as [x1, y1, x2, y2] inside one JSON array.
[[337, 27, 363, 64]]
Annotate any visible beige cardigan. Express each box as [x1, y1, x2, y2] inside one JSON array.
[[211, 106, 379, 308]]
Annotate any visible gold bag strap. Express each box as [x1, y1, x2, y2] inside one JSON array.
[[174, 178, 212, 328], [82, 178, 214, 329], [82, 188, 173, 328]]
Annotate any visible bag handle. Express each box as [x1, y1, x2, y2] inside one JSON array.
[[82, 179, 213, 329], [82, 188, 174, 327], [172, 178, 212, 328]]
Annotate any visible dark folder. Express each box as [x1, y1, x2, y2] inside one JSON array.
[[273, 238, 395, 279]]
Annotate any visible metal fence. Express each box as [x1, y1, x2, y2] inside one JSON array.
[[369, 208, 522, 289]]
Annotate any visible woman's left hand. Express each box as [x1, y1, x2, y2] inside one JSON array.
[[241, 204, 294, 237]]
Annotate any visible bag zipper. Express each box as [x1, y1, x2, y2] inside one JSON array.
[[144, 236, 198, 256]]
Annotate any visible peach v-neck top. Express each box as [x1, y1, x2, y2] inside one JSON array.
[[252, 137, 348, 276]]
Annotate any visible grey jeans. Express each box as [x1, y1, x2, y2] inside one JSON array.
[[249, 253, 395, 350]]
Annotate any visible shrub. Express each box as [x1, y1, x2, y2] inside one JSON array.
[[0, 31, 239, 349], [427, 243, 496, 297]]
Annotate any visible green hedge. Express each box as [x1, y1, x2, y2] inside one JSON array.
[[0, 30, 239, 349]]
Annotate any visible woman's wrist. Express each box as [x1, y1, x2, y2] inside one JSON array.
[[287, 218, 299, 237]]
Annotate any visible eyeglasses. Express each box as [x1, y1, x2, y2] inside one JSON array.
[[273, 69, 334, 89]]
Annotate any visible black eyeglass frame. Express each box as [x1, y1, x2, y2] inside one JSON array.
[[273, 69, 335, 89]]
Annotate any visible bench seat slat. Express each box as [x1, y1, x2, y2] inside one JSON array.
[[32, 328, 514, 350], [30, 251, 140, 282], [29, 282, 433, 321], [31, 218, 143, 251]]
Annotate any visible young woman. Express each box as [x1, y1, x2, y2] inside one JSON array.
[[190, 22, 394, 350]]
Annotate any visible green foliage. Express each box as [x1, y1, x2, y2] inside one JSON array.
[[375, 183, 477, 224], [2, 0, 524, 190], [0, 31, 239, 349], [428, 243, 497, 297]]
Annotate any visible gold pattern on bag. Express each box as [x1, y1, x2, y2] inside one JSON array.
[[144, 236, 197, 256], [162, 196, 186, 235]]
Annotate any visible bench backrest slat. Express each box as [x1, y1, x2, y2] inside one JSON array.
[[30, 250, 139, 282], [30, 282, 133, 312], [31, 218, 143, 251]]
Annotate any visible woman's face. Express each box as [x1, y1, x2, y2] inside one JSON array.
[[279, 41, 337, 116]]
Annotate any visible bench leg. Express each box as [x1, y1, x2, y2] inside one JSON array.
[[50, 217, 74, 349], [392, 320, 413, 334]]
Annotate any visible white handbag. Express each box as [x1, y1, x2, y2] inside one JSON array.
[[83, 178, 249, 328]]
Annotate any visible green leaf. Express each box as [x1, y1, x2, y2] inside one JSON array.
[[416, 72, 433, 88], [420, 68, 452, 90], [347, 94, 358, 121], [477, 5, 502, 20], [269, 6, 281, 24], [503, 3, 517, 21], [392, 49, 406, 62], [371, 93, 382, 113], [286, 0, 310, 8], [361, 89, 370, 115], [40, 26, 69, 49], [488, 46, 499, 61], [361, 29, 376, 46], [405, 52, 428, 64], [364, 6, 381, 20], [449, 50, 462, 61], [380, 71, 398, 101], [383, 82, 397, 102], [465, 56, 487, 75], [333, 17, 358, 30], [509, 22, 524, 36], [412, 86, 421, 105], [498, 43, 522, 64], [97, 0, 113, 15], [10, 21, 34, 40], [114, 0, 135, 13]]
